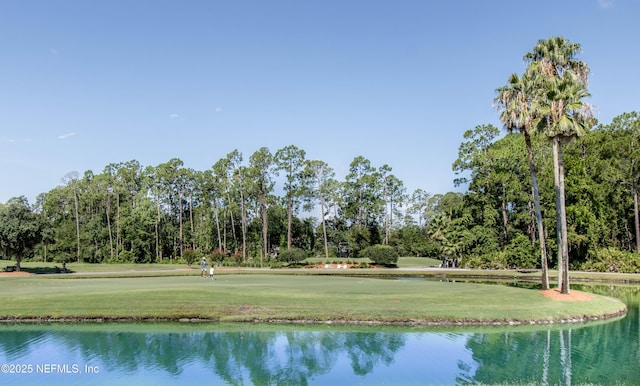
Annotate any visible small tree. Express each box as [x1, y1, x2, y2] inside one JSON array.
[[359, 244, 399, 266], [276, 247, 307, 265], [0, 197, 44, 271], [182, 248, 198, 267], [210, 248, 226, 266]]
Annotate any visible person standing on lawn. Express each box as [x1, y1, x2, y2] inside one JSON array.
[[200, 257, 207, 278]]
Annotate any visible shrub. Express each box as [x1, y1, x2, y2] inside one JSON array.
[[116, 250, 134, 263], [467, 252, 507, 270], [183, 249, 198, 267], [210, 249, 226, 266], [359, 245, 398, 266], [276, 247, 307, 264], [504, 234, 538, 269], [232, 252, 243, 266], [581, 248, 640, 273]]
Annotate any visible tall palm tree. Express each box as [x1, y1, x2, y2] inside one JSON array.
[[495, 72, 550, 290], [525, 36, 594, 294]]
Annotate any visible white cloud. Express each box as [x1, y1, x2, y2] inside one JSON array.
[[215, 107, 222, 113], [57, 132, 76, 139], [169, 113, 179, 119], [598, 0, 615, 9]]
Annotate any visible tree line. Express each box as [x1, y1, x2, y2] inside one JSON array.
[[1, 37, 639, 281], [1, 146, 418, 269], [2, 110, 637, 274]]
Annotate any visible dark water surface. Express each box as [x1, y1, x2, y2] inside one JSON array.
[[0, 283, 638, 385]]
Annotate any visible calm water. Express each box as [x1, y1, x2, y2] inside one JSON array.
[[0, 284, 638, 386]]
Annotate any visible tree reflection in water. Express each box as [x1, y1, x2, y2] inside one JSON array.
[[0, 328, 406, 385], [459, 285, 640, 385]]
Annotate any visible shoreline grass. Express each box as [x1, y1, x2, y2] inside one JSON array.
[[0, 272, 627, 326]]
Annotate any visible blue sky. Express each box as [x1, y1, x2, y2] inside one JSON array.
[[1, 0, 638, 204]]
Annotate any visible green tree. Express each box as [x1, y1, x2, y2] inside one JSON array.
[[182, 248, 198, 267], [305, 160, 335, 259], [453, 124, 514, 248], [343, 156, 382, 228], [228, 151, 249, 262], [525, 36, 594, 293], [276, 247, 306, 264], [0, 197, 43, 270], [599, 112, 640, 253], [408, 189, 430, 227], [153, 158, 187, 260], [213, 152, 241, 254], [379, 165, 406, 245], [359, 244, 399, 266], [495, 72, 550, 289], [61, 171, 81, 262], [249, 147, 276, 266], [275, 145, 307, 251]]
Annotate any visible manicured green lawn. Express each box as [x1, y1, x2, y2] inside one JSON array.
[[6, 260, 192, 274], [0, 273, 626, 325]]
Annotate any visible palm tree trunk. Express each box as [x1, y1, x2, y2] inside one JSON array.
[[553, 137, 564, 291], [501, 191, 509, 246], [525, 133, 549, 290], [558, 141, 570, 294]]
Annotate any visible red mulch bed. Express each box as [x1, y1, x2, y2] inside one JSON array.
[[539, 289, 594, 302]]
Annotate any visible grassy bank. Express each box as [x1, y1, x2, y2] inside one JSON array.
[[10, 258, 640, 284], [0, 273, 626, 326]]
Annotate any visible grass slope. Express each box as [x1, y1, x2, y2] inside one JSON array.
[[0, 274, 626, 325]]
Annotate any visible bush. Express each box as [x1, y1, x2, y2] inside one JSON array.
[[183, 249, 198, 267], [581, 248, 640, 273], [359, 245, 398, 266], [276, 247, 307, 264], [504, 234, 538, 269], [210, 249, 226, 266], [115, 250, 134, 263], [232, 252, 243, 266], [466, 252, 507, 270]]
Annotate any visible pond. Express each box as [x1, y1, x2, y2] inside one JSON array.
[[0, 283, 638, 385]]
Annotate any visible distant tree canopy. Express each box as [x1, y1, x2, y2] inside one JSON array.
[[3, 37, 639, 275], [1, 112, 636, 274], [0, 196, 44, 270]]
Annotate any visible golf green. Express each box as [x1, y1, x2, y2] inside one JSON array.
[[0, 274, 626, 325]]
